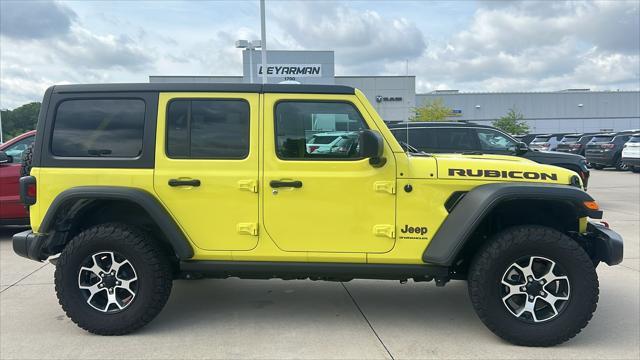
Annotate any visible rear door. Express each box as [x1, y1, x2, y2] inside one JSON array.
[[154, 93, 260, 251]]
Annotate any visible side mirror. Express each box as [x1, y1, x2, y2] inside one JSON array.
[[515, 142, 529, 155], [359, 130, 386, 167], [0, 151, 10, 164]]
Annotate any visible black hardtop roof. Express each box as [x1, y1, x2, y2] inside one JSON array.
[[50, 83, 356, 95]]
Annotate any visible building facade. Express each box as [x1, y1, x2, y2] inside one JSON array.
[[149, 49, 640, 132]]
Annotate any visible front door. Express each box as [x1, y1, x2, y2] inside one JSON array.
[[154, 93, 259, 251], [262, 94, 397, 254]]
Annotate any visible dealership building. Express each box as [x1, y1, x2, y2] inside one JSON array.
[[150, 50, 640, 133]]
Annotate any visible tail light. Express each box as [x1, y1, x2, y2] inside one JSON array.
[[19, 176, 37, 206], [308, 146, 319, 153], [570, 144, 582, 149], [601, 143, 615, 149]]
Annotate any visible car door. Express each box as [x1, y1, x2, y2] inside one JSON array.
[[154, 93, 259, 251], [262, 94, 397, 254], [0, 135, 35, 221]]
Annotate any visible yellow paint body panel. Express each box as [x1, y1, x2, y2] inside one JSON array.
[[30, 89, 581, 265]]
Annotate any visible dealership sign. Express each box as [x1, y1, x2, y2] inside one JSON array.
[[258, 64, 322, 77], [375, 95, 403, 103]]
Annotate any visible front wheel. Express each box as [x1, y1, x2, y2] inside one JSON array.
[[55, 223, 173, 335], [468, 225, 599, 346]]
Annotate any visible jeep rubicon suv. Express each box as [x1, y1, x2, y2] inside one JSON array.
[[14, 83, 623, 347]]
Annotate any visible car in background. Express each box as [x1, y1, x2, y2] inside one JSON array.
[[513, 133, 539, 145], [585, 131, 638, 170], [528, 133, 571, 151], [388, 123, 590, 188], [556, 133, 598, 157], [306, 131, 358, 156], [621, 134, 640, 173], [0, 130, 36, 225]]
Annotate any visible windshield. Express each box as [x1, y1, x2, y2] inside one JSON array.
[[532, 136, 550, 142], [561, 136, 580, 142], [308, 135, 339, 144], [592, 136, 614, 142]]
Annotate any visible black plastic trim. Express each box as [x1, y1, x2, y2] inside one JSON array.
[[423, 183, 600, 266], [40, 186, 194, 259], [12, 230, 48, 261], [180, 261, 449, 280], [587, 222, 624, 266]]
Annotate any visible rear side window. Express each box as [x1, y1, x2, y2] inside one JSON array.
[[532, 136, 550, 142], [166, 99, 250, 159], [392, 127, 475, 152], [628, 136, 640, 143], [592, 136, 614, 142], [561, 136, 580, 142], [52, 99, 145, 157]]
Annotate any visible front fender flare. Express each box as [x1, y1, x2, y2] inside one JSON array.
[[423, 183, 601, 266]]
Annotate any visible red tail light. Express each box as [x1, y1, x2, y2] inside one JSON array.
[[308, 146, 319, 153], [26, 183, 37, 199], [601, 143, 615, 149]]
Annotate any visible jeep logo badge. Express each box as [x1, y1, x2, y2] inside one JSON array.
[[400, 225, 428, 236]]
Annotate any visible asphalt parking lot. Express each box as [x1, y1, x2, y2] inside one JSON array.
[[1, 170, 638, 359]]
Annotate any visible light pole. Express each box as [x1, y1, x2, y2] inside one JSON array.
[[235, 40, 262, 83]]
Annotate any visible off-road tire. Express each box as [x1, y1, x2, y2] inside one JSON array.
[[55, 223, 172, 335], [20, 143, 33, 177], [468, 225, 599, 347]]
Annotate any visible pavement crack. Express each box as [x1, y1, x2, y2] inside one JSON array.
[[341, 282, 395, 360], [0, 263, 49, 294]]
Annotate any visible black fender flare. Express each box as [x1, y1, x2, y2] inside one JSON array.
[[423, 183, 601, 266], [40, 186, 194, 259]]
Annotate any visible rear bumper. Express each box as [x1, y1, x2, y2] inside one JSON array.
[[12, 230, 48, 262], [585, 151, 617, 166], [586, 222, 624, 266], [621, 157, 640, 167]]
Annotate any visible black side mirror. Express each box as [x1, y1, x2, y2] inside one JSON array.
[[515, 142, 529, 155], [0, 151, 10, 164], [359, 130, 386, 167]]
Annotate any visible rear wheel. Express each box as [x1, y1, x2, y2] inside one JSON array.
[[55, 223, 172, 335], [615, 158, 629, 171], [468, 225, 598, 347]]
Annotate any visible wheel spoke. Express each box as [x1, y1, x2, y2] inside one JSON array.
[[111, 258, 132, 274], [501, 281, 526, 301], [116, 277, 137, 295], [513, 259, 535, 280], [106, 291, 124, 310]]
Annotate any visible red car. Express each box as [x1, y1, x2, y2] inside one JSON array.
[[0, 130, 36, 225]]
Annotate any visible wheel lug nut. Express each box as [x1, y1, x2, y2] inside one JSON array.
[[529, 295, 534, 300], [540, 291, 545, 296], [520, 286, 526, 291]]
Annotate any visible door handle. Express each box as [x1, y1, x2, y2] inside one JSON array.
[[168, 178, 201, 187], [269, 180, 303, 188]]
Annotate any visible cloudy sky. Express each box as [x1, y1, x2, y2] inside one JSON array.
[[1, 0, 638, 109]]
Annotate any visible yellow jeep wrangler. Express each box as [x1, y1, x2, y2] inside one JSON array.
[[14, 83, 623, 346]]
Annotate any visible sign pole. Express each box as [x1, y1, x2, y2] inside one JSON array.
[[260, 0, 267, 84]]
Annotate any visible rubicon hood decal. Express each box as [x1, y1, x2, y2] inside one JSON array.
[[448, 168, 558, 181]]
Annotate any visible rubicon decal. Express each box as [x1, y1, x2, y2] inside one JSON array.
[[448, 168, 558, 181]]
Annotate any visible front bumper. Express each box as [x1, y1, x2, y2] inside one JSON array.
[[585, 222, 624, 266], [13, 230, 49, 262]]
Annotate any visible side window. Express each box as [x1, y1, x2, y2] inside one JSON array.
[[476, 129, 517, 152], [275, 101, 367, 159], [52, 99, 145, 157], [3, 136, 34, 162], [431, 128, 476, 151], [166, 99, 250, 159]]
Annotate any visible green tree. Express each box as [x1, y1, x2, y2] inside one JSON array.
[[410, 98, 452, 122], [492, 107, 530, 135], [1, 102, 41, 141]]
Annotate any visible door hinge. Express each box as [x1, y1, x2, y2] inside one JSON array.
[[373, 224, 395, 238], [237, 223, 258, 236], [238, 179, 258, 193], [373, 181, 396, 194]]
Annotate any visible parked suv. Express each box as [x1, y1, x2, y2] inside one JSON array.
[[621, 134, 640, 173], [585, 131, 638, 170], [14, 83, 622, 346], [556, 133, 597, 157], [388, 123, 590, 188], [0, 130, 36, 225], [528, 134, 570, 151]]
